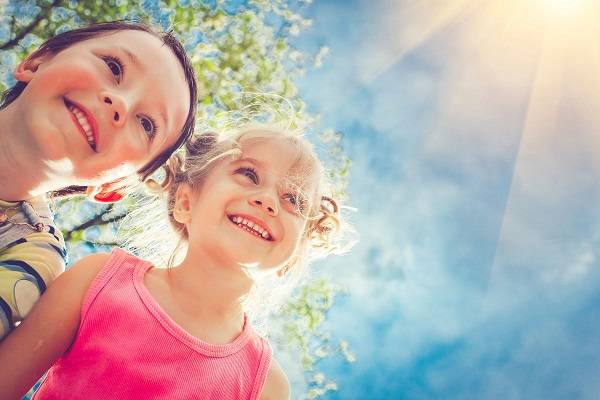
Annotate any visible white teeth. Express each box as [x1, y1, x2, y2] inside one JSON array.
[[230, 215, 271, 240], [67, 103, 95, 149]]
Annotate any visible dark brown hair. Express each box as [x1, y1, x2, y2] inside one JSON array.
[[1, 20, 198, 194]]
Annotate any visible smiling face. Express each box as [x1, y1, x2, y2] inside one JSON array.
[[11, 30, 190, 185], [178, 136, 318, 274]]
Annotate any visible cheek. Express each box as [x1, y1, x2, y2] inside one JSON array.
[[284, 219, 307, 248], [105, 146, 146, 169], [105, 130, 152, 164], [38, 59, 104, 92]]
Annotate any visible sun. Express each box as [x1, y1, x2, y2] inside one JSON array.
[[361, 0, 600, 282], [368, 0, 600, 81], [533, 0, 598, 28], [547, 0, 589, 14]]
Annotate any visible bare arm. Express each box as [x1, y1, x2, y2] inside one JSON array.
[[260, 357, 290, 400], [0, 252, 110, 399]]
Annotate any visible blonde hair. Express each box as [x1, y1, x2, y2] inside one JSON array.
[[121, 123, 350, 324]]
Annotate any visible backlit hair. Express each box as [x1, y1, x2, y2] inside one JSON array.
[[156, 125, 341, 270], [121, 124, 353, 328]]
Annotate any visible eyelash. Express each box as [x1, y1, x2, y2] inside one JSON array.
[[138, 115, 158, 140], [235, 166, 307, 213], [283, 193, 307, 213], [101, 55, 125, 83], [235, 166, 259, 184]]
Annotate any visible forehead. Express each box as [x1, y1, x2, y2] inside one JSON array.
[[76, 30, 190, 149], [238, 137, 318, 188]]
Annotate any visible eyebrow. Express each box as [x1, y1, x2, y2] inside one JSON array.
[[237, 157, 308, 189], [237, 157, 265, 168], [120, 47, 169, 136], [121, 47, 143, 71]]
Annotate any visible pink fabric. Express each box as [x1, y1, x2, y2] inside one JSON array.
[[34, 249, 272, 400]]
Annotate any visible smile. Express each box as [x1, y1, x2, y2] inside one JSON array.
[[228, 215, 273, 241], [64, 99, 98, 151]]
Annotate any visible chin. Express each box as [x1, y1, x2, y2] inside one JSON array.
[[43, 157, 76, 175], [232, 257, 265, 271]]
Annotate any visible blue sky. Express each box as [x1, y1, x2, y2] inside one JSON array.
[[2, 1, 598, 398], [288, 0, 600, 399]]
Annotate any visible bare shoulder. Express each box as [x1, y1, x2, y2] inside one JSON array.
[[260, 357, 290, 400], [0, 252, 112, 399], [28, 251, 112, 315], [64, 252, 112, 281]]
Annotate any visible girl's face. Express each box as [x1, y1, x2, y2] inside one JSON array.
[[179, 137, 316, 274], [12, 30, 190, 185]]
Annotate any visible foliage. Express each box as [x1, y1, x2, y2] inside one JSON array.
[[1, 0, 354, 397], [277, 278, 356, 399]]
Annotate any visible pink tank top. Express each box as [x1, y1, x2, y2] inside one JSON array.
[[34, 249, 272, 399]]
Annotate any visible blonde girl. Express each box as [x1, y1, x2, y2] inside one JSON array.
[[0, 125, 344, 399]]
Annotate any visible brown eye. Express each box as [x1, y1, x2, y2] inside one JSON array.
[[107, 61, 120, 76], [102, 56, 124, 83], [137, 115, 157, 139]]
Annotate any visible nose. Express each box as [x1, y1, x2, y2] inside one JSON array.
[[249, 193, 278, 216], [99, 91, 129, 128]]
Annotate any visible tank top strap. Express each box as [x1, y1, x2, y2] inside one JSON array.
[[248, 332, 273, 400], [80, 248, 148, 322]]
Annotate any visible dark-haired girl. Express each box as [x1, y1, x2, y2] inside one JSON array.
[[0, 21, 198, 340]]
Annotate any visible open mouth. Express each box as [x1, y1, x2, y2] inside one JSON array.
[[64, 98, 98, 152], [228, 215, 273, 241]]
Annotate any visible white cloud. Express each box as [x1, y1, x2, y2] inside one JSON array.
[[291, 0, 600, 398]]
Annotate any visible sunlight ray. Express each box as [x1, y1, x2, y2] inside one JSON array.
[[364, 0, 479, 83], [490, 10, 571, 284]]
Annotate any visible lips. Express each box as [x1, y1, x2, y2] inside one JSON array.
[[64, 98, 98, 152], [228, 214, 274, 241]]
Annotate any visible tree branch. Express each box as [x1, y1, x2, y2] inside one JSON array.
[[0, 0, 63, 51], [63, 205, 111, 241], [85, 240, 120, 247], [63, 205, 130, 242]]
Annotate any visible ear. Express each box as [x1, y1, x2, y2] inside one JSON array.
[[86, 184, 126, 204], [13, 53, 51, 83], [172, 184, 194, 224]]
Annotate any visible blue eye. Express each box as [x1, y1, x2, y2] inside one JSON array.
[[235, 167, 259, 184], [102, 56, 124, 83], [138, 115, 157, 139], [283, 194, 297, 205], [283, 193, 307, 213]]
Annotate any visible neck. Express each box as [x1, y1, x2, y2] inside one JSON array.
[[169, 247, 253, 323], [0, 103, 63, 200]]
